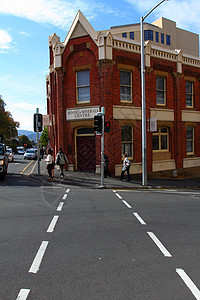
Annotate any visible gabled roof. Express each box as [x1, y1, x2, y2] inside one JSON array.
[[63, 10, 98, 48]]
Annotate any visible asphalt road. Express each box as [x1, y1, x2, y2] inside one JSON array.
[[1, 156, 200, 299]]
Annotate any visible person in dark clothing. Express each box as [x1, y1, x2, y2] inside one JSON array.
[[104, 154, 111, 178], [55, 147, 69, 178]]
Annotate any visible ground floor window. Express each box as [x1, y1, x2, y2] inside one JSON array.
[[121, 126, 133, 158], [153, 127, 169, 152], [186, 126, 194, 155]]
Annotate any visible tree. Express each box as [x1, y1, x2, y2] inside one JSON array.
[[0, 95, 19, 141], [40, 127, 49, 148], [18, 135, 32, 149]]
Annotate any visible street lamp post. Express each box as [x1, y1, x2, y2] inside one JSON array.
[[141, 0, 167, 186]]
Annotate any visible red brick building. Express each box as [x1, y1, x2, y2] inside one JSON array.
[[46, 11, 200, 178]]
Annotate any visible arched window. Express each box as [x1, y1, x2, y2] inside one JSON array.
[[153, 127, 169, 152], [121, 126, 133, 158]]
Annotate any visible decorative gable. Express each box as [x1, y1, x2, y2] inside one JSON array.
[[71, 21, 89, 39]]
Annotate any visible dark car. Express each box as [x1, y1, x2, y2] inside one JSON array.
[[0, 143, 8, 179]]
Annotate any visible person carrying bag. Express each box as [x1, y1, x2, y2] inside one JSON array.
[[55, 147, 69, 178], [120, 154, 131, 181], [44, 148, 55, 182]]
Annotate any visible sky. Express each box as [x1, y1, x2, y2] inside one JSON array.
[[0, 0, 200, 131]]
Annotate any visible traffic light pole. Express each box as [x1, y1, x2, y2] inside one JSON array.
[[100, 107, 105, 187], [36, 108, 40, 175]]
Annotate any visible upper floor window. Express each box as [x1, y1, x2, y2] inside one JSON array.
[[166, 35, 171, 46], [161, 33, 164, 44], [130, 32, 134, 40], [76, 70, 90, 103], [122, 33, 127, 38], [156, 76, 166, 105], [120, 70, 132, 102], [153, 127, 169, 152], [121, 126, 133, 158], [144, 30, 153, 41], [186, 126, 194, 155], [186, 81, 193, 108], [156, 32, 159, 42]]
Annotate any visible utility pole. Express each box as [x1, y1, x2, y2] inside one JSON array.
[[36, 108, 40, 175], [100, 107, 105, 187], [141, 0, 168, 186]]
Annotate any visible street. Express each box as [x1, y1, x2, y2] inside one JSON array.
[[1, 156, 200, 299]]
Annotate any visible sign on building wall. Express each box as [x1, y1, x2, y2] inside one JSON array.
[[149, 118, 157, 132], [66, 106, 100, 121], [43, 115, 50, 126]]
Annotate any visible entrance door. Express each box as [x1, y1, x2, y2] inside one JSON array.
[[77, 136, 96, 171]]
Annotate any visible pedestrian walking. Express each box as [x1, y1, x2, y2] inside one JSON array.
[[104, 154, 111, 178], [120, 154, 131, 181], [55, 147, 69, 178], [44, 148, 54, 182]]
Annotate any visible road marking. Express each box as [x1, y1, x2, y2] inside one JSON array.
[[20, 160, 34, 175], [28, 241, 49, 273], [62, 194, 68, 200], [147, 232, 172, 257], [57, 202, 64, 211], [113, 190, 116, 193], [122, 200, 132, 208], [176, 268, 200, 299], [41, 186, 62, 189], [66, 189, 70, 193], [133, 212, 146, 225], [47, 216, 59, 233], [16, 289, 30, 300], [115, 193, 122, 199]]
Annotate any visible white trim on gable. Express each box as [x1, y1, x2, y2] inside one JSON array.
[[63, 10, 98, 48]]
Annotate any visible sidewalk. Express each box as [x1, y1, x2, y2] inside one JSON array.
[[30, 159, 200, 190]]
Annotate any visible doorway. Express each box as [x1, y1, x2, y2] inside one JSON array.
[[76, 128, 96, 172]]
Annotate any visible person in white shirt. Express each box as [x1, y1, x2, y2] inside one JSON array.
[[44, 148, 54, 181], [120, 154, 131, 181]]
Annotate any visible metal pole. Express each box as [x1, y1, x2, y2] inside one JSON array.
[[141, 17, 147, 186], [36, 108, 40, 175], [100, 107, 105, 187], [141, 0, 167, 186]]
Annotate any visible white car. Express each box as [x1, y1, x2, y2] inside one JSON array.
[[24, 149, 37, 160], [6, 149, 14, 162]]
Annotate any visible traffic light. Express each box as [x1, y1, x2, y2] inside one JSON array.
[[94, 114, 102, 134], [104, 122, 110, 133], [34, 113, 43, 132]]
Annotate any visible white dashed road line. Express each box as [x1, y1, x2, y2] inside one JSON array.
[[16, 289, 30, 300], [147, 232, 172, 257], [133, 212, 146, 225], [62, 194, 68, 200], [28, 241, 49, 274], [176, 268, 200, 299], [57, 202, 64, 211], [115, 193, 122, 199], [47, 216, 59, 233], [122, 200, 132, 209]]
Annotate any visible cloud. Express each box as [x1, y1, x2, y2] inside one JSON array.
[[0, 0, 102, 29], [19, 31, 31, 37], [125, 0, 200, 33], [0, 29, 14, 52], [12, 102, 45, 110]]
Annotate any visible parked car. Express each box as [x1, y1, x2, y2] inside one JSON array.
[[6, 149, 14, 162], [0, 143, 8, 179], [24, 149, 37, 160]]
